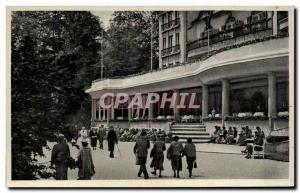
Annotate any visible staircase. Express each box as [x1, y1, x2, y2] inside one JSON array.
[[170, 123, 211, 143]]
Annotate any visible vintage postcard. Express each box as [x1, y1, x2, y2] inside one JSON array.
[[6, 6, 295, 188]]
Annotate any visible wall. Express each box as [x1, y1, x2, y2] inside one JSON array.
[[265, 140, 289, 162]]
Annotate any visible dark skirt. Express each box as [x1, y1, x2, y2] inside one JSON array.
[[150, 153, 164, 170], [171, 155, 182, 171], [91, 137, 97, 147], [55, 163, 68, 180]]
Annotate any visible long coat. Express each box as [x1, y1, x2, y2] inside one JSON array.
[[51, 142, 70, 180], [77, 147, 95, 179], [107, 130, 118, 151], [97, 128, 106, 140], [167, 141, 183, 171], [134, 135, 150, 165]]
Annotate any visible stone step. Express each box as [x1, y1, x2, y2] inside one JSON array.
[[178, 139, 211, 143], [172, 132, 210, 136], [171, 128, 207, 132], [172, 124, 205, 128], [175, 135, 211, 140], [173, 122, 204, 125]]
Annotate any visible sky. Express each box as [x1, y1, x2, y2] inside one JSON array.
[[91, 11, 114, 29]]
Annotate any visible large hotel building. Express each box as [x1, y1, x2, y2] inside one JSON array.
[[86, 10, 290, 142]]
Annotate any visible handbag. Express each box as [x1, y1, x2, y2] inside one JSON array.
[[193, 161, 197, 168]]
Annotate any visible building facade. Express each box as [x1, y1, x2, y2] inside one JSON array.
[[86, 10, 290, 136]]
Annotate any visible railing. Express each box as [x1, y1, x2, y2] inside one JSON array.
[[187, 18, 273, 53], [161, 44, 180, 57], [161, 18, 180, 32], [278, 17, 288, 36]]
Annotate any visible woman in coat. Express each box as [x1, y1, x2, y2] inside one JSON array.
[[77, 139, 95, 180], [183, 138, 197, 178], [167, 136, 183, 178], [90, 128, 98, 150], [151, 135, 166, 177]]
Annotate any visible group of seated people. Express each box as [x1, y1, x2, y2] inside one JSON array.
[[119, 128, 167, 142], [210, 125, 266, 158], [210, 126, 238, 144], [210, 125, 265, 145]]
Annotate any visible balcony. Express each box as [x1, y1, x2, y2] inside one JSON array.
[[161, 18, 180, 32], [187, 18, 274, 58], [161, 45, 180, 57], [278, 17, 289, 36]]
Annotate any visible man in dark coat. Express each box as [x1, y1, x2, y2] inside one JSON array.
[[134, 130, 150, 179], [51, 134, 70, 180], [97, 125, 106, 150], [106, 127, 118, 158]]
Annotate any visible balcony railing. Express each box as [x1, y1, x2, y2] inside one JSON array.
[[187, 17, 273, 53], [278, 17, 288, 36], [161, 18, 180, 32], [161, 44, 180, 57]]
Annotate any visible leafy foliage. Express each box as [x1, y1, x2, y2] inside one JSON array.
[[11, 11, 159, 180], [11, 11, 103, 180], [103, 11, 159, 78]]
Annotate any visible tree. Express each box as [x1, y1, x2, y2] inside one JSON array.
[[103, 11, 159, 78], [11, 11, 104, 179]]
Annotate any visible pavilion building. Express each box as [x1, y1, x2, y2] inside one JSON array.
[[86, 10, 290, 142]]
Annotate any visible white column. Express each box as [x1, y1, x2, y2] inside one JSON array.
[[98, 98, 101, 120], [202, 85, 208, 119], [222, 80, 230, 118], [273, 11, 278, 35], [173, 90, 180, 122], [149, 103, 153, 120], [111, 97, 115, 120], [128, 97, 132, 120], [180, 11, 187, 63], [107, 97, 111, 122], [91, 99, 96, 121], [268, 72, 277, 117]]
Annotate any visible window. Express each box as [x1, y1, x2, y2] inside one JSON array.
[[163, 38, 166, 49], [168, 35, 173, 48], [175, 11, 179, 19], [168, 12, 172, 22], [175, 33, 180, 45], [162, 14, 166, 24]]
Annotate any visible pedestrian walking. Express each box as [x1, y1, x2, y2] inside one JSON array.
[[77, 139, 95, 180], [107, 127, 118, 158], [167, 136, 183, 178], [183, 138, 197, 178], [90, 127, 98, 150], [51, 134, 70, 180], [134, 130, 150, 179], [150, 135, 166, 177], [79, 126, 88, 140], [97, 125, 106, 150]]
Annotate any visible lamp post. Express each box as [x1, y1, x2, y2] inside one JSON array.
[[207, 27, 210, 56], [150, 16, 153, 72], [95, 30, 104, 80]]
